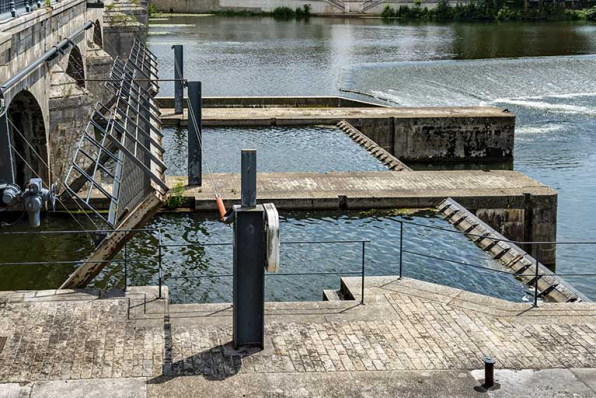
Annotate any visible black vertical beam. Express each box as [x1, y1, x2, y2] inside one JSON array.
[[233, 149, 264, 349], [187, 81, 202, 186], [241, 149, 257, 207], [233, 207, 265, 349], [172, 45, 183, 115], [0, 112, 15, 184]]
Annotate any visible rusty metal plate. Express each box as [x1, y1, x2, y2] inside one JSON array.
[[0, 336, 6, 354]]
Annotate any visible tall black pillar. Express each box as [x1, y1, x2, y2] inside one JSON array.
[[187, 81, 202, 186], [172, 45, 184, 115]]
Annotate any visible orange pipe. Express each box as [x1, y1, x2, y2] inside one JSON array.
[[216, 196, 226, 221]]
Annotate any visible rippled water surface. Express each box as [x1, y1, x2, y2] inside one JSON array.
[[163, 126, 388, 174], [149, 17, 596, 299], [0, 211, 530, 303]]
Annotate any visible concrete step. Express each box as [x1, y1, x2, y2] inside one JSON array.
[[323, 289, 343, 301]]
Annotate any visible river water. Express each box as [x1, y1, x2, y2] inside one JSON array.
[[148, 16, 596, 299]]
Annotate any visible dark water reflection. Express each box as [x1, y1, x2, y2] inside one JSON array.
[[148, 16, 596, 96]]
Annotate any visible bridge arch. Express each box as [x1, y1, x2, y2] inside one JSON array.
[[66, 45, 85, 88], [93, 19, 102, 48], [7, 90, 48, 186]]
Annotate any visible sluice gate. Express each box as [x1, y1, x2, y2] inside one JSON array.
[[60, 39, 167, 288]]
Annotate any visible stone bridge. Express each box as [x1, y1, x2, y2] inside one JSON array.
[[0, 0, 147, 191]]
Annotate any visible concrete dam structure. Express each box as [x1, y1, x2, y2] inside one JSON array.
[[2, 6, 596, 397]]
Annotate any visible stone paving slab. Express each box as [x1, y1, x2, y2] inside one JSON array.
[[2, 278, 596, 386]]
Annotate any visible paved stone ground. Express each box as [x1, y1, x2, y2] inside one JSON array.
[[1, 277, 596, 396]]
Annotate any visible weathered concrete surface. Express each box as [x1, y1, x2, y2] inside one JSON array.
[[103, 0, 148, 58], [161, 105, 514, 163], [2, 279, 596, 397], [170, 169, 555, 213], [471, 369, 596, 397]]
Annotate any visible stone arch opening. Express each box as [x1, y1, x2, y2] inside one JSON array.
[[66, 45, 85, 88], [93, 20, 102, 48], [7, 90, 48, 187]]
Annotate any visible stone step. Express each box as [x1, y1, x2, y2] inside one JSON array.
[[323, 289, 342, 301]]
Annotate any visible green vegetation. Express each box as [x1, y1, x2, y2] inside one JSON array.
[[45, 0, 50, 7], [164, 182, 186, 209], [381, 0, 596, 22], [272, 5, 312, 19], [212, 5, 311, 19], [148, 2, 156, 15]]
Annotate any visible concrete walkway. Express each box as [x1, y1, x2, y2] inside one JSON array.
[[160, 106, 512, 127], [165, 170, 556, 210], [1, 277, 596, 397]]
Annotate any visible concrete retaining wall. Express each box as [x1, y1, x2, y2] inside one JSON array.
[[151, 0, 460, 14], [349, 112, 515, 163]]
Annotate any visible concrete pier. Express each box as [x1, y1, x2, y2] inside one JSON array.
[[160, 103, 515, 163]]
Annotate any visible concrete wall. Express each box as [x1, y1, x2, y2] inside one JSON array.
[[151, 0, 460, 14], [449, 193, 557, 266], [349, 114, 515, 163]]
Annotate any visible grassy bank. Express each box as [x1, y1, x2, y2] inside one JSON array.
[[381, 0, 596, 22]]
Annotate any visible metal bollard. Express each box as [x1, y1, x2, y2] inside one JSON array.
[[484, 357, 495, 388]]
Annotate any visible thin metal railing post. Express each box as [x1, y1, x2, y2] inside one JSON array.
[[10, 0, 15, 17], [361, 241, 366, 305], [399, 221, 404, 279], [124, 241, 128, 292], [534, 256, 539, 307], [158, 229, 163, 299]]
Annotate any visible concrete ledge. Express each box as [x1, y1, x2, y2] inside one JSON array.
[[155, 95, 383, 109]]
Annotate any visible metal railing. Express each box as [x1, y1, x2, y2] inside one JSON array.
[[0, 0, 60, 18], [158, 238, 369, 304], [1, 222, 596, 307], [393, 219, 596, 306], [0, 228, 368, 303]]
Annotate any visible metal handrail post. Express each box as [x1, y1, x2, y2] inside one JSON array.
[[361, 241, 366, 305], [399, 221, 404, 279], [158, 229, 163, 299], [124, 241, 128, 292], [534, 257, 539, 307]]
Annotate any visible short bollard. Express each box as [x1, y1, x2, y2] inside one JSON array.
[[484, 357, 495, 388]]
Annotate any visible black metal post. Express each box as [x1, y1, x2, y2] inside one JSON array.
[[172, 45, 184, 115], [158, 233, 163, 299], [124, 241, 128, 292], [10, 0, 15, 17], [187, 81, 202, 186], [233, 150, 265, 349], [534, 257, 539, 307], [484, 357, 495, 388], [399, 221, 404, 279], [361, 241, 365, 305]]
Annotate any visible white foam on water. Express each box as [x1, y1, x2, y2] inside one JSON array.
[[516, 125, 566, 135], [495, 99, 596, 116], [343, 55, 596, 108]]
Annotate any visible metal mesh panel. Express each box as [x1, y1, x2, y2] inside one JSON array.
[[63, 40, 166, 228]]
